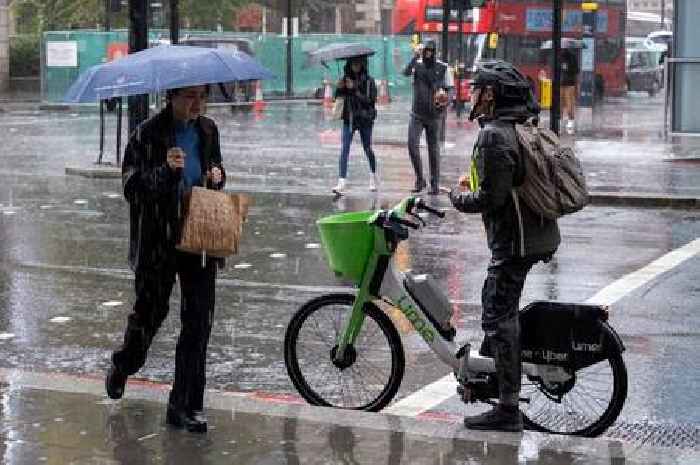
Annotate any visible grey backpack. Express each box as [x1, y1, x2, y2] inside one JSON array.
[[514, 120, 589, 219]]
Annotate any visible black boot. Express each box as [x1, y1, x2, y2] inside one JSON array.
[[411, 179, 427, 193], [464, 404, 523, 432], [105, 364, 128, 400], [166, 407, 208, 433]]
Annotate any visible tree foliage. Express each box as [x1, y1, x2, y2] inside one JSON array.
[[10, 0, 102, 32]]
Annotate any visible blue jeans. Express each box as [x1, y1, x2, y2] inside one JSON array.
[[339, 123, 377, 178]]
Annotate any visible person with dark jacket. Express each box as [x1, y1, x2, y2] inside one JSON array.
[[105, 85, 226, 434], [448, 61, 560, 432], [403, 40, 453, 195], [560, 49, 579, 134], [332, 56, 378, 195]]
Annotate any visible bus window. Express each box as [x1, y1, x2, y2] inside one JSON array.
[[596, 37, 623, 63], [494, 36, 544, 65]]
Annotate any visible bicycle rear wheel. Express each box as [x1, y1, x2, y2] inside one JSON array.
[[284, 293, 405, 411], [521, 326, 628, 437]]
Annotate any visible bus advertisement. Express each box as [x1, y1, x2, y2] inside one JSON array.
[[392, 0, 627, 98]]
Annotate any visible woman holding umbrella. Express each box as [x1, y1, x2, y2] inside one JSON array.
[[332, 56, 379, 195]]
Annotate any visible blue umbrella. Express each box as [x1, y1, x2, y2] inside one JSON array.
[[64, 45, 275, 103]]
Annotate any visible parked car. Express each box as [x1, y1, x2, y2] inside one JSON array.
[[626, 48, 663, 96], [179, 36, 257, 103]]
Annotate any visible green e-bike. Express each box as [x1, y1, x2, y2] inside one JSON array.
[[284, 197, 627, 437]]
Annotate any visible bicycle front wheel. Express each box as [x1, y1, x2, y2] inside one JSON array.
[[284, 293, 405, 411]]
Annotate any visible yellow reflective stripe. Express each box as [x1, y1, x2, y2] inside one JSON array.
[[469, 148, 480, 192]]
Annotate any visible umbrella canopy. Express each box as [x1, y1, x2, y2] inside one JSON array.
[[540, 38, 587, 50], [305, 43, 375, 68], [64, 45, 275, 103]]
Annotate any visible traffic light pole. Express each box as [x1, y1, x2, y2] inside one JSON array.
[[580, 3, 597, 108], [170, 0, 179, 44], [286, 0, 293, 97], [128, 0, 150, 135], [441, 0, 449, 61], [551, 0, 562, 135]]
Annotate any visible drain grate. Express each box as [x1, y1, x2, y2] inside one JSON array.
[[605, 421, 699, 450]]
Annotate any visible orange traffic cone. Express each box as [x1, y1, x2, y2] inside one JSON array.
[[377, 79, 390, 105], [253, 80, 266, 112], [323, 79, 334, 108]]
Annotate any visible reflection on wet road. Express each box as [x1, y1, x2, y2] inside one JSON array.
[[0, 96, 698, 447]]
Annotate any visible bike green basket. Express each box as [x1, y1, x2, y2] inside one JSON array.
[[317, 211, 376, 284]]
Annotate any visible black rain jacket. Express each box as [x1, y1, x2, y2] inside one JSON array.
[[449, 105, 560, 261], [122, 106, 226, 271], [335, 64, 377, 129]]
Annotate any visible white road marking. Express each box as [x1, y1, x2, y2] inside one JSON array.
[[586, 238, 700, 305], [384, 238, 700, 417]]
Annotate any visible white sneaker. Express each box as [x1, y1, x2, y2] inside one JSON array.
[[369, 173, 378, 192], [566, 119, 575, 135], [332, 178, 346, 195]]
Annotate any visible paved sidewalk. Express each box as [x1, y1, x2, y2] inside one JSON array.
[[1, 368, 697, 465]]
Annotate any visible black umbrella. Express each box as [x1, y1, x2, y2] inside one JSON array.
[[305, 43, 376, 68]]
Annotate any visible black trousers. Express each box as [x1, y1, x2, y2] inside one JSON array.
[[480, 257, 536, 406], [407, 115, 441, 190], [112, 252, 217, 412]]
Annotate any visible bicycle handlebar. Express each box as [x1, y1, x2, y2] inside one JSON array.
[[395, 217, 419, 229], [415, 199, 446, 218]]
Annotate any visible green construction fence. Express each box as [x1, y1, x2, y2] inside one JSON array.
[[41, 30, 415, 103]]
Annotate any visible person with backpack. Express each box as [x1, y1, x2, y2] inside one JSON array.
[[447, 61, 561, 432], [332, 56, 378, 195]]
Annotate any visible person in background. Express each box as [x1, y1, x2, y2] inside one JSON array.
[[403, 40, 453, 195], [332, 56, 379, 195], [560, 48, 579, 135]]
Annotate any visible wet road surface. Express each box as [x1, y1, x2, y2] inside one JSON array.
[[0, 95, 698, 449], [0, 376, 695, 465]]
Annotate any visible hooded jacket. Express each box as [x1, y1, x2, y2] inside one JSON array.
[[122, 106, 226, 271], [449, 105, 560, 260], [403, 52, 451, 119], [335, 61, 377, 129]]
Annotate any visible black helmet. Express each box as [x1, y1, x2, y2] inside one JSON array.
[[471, 60, 532, 102]]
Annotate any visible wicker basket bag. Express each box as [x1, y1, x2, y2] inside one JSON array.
[[177, 187, 250, 258]]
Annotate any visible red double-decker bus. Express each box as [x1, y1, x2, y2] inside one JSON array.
[[392, 0, 627, 98]]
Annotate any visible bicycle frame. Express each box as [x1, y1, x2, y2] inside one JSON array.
[[333, 197, 569, 385]]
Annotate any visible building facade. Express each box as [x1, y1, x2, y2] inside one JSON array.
[[628, 0, 673, 16]]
